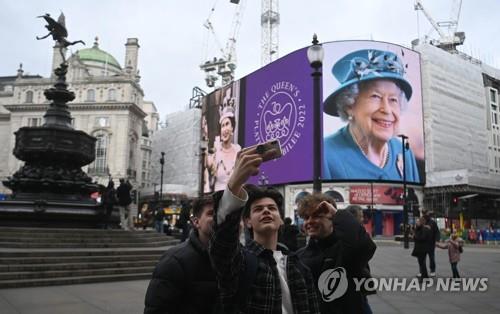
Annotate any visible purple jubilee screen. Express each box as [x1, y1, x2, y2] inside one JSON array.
[[243, 48, 316, 185], [201, 40, 425, 189]]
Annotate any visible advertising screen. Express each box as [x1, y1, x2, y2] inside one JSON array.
[[200, 40, 425, 192], [322, 41, 424, 184], [201, 81, 242, 193], [242, 48, 314, 186]]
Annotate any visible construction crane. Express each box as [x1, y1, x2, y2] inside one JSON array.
[[261, 0, 279, 65], [414, 0, 465, 51], [200, 0, 246, 88]]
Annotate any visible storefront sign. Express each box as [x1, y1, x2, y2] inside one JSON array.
[[349, 186, 404, 205]]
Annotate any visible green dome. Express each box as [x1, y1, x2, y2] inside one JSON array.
[[76, 46, 121, 69]]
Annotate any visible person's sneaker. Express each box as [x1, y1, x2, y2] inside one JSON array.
[[416, 273, 421, 277], [430, 272, 436, 277]]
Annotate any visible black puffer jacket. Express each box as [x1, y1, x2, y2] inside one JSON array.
[[412, 225, 432, 258], [144, 230, 217, 314], [297, 210, 376, 314]]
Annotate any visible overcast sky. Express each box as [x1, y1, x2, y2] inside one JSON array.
[[1, 0, 499, 118]]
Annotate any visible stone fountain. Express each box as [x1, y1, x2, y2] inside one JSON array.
[[0, 13, 115, 227]]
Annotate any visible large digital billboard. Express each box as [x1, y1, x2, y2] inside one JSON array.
[[201, 81, 241, 193], [200, 40, 425, 192], [322, 41, 424, 184], [243, 48, 314, 186]]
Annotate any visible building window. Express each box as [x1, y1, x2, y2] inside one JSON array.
[[25, 91, 34, 103], [27, 117, 42, 127], [142, 151, 147, 168], [94, 132, 108, 173], [108, 89, 116, 101], [490, 89, 497, 103], [86, 89, 95, 102], [129, 143, 136, 168], [95, 117, 109, 127]]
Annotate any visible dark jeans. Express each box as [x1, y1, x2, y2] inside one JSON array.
[[428, 248, 436, 273], [155, 220, 163, 233], [418, 255, 429, 278], [451, 262, 460, 278]]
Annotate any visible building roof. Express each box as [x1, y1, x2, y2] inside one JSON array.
[[0, 75, 42, 83], [75, 38, 121, 69]]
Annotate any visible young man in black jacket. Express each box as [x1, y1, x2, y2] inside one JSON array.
[[422, 209, 440, 276], [209, 147, 320, 314], [297, 194, 376, 314], [144, 196, 217, 314], [412, 217, 432, 280]]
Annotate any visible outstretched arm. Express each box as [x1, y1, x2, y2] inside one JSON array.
[[329, 209, 376, 266], [209, 147, 267, 303]]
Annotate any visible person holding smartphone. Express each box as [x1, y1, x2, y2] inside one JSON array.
[[209, 147, 320, 313]]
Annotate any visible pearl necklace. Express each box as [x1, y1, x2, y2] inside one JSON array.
[[218, 159, 234, 176], [216, 145, 236, 176], [349, 126, 389, 168]]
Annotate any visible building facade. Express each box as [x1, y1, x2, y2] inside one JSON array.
[[413, 42, 500, 227], [146, 109, 202, 200], [0, 38, 157, 219]]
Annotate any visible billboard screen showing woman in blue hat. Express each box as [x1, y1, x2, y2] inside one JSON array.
[[322, 41, 424, 183]]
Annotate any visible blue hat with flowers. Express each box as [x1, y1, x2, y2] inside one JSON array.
[[323, 49, 412, 116]]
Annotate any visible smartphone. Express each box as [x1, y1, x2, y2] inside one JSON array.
[[244, 139, 283, 162]]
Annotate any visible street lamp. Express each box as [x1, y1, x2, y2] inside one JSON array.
[[199, 147, 207, 197], [398, 134, 410, 249], [307, 34, 324, 194], [159, 152, 165, 203]]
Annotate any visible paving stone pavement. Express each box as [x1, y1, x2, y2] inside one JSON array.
[[0, 243, 499, 313], [368, 244, 500, 314]]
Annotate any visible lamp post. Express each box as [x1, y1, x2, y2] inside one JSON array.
[[159, 152, 165, 203], [398, 134, 409, 249], [307, 34, 324, 194], [370, 182, 375, 237], [199, 147, 206, 197]]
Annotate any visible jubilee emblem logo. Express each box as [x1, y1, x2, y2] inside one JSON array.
[[253, 81, 306, 156], [317, 267, 348, 302]]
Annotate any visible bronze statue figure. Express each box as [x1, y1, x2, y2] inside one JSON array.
[[36, 13, 85, 62]]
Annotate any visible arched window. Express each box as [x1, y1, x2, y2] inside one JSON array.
[[108, 88, 116, 101], [93, 132, 108, 173], [25, 91, 33, 103], [86, 89, 95, 102], [294, 191, 311, 205]]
